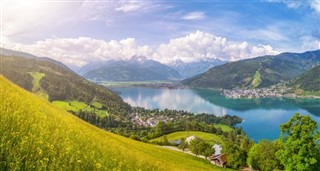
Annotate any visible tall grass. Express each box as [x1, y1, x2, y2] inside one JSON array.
[[0, 75, 231, 171]]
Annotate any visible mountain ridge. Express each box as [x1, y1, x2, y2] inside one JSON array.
[[168, 58, 227, 78], [82, 56, 182, 82], [182, 50, 320, 89]]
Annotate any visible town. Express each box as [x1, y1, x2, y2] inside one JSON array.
[[222, 83, 290, 98], [130, 112, 176, 127]]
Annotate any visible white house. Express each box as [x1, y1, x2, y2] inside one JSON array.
[[213, 144, 222, 156]]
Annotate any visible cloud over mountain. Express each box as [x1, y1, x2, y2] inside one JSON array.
[[7, 31, 280, 67]]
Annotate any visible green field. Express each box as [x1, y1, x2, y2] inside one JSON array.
[[52, 100, 108, 117], [29, 72, 48, 100], [0, 75, 234, 170], [214, 124, 233, 132], [92, 101, 103, 109], [251, 70, 261, 89], [151, 131, 224, 145]]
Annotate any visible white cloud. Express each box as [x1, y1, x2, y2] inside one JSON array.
[[268, 0, 320, 13], [300, 36, 320, 50], [4, 31, 280, 67], [115, 2, 143, 12], [6, 37, 153, 67], [153, 31, 280, 63], [182, 12, 205, 20], [310, 0, 320, 13]]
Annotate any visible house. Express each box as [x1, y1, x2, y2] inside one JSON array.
[[210, 144, 227, 167], [212, 144, 222, 156], [209, 153, 227, 168]]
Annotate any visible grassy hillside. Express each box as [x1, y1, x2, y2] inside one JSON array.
[[151, 131, 224, 145], [0, 54, 130, 116], [29, 72, 48, 100], [0, 75, 231, 171], [183, 50, 320, 89], [293, 65, 320, 92], [52, 100, 108, 117]]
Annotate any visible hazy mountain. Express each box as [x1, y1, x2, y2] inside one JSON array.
[[0, 48, 36, 58], [168, 58, 227, 78], [82, 56, 182, 82], [182, 50, 320, 89]]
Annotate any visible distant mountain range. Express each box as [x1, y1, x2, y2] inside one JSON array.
[[81, 56, 182, 82], [80, 56, 226, 82], [168, 58, 226, 78], [183, 50, 320, 89]]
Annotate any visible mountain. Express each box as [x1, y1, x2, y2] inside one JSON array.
[[0, 48, 36, 58], [183, 50, 320, 89], [82, 56, 182, 82], [293, 65, 320, 91], [169, 58, 227, 78], [0, 49, 129, 115], [0, 75, 226, 171]]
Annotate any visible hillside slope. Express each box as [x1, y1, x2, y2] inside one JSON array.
[[293, 65, 320, 91], [0, 75, 228, 170], [82, 56, 182, 81], [0, 52, 129, 115], [183, 50, 320, 89]]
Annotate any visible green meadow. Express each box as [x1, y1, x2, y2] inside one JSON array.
[[151, 131, 224, 145]]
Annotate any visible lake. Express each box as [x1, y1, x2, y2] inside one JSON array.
[[112, 87, 320, 141]]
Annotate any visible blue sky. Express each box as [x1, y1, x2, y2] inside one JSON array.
[[2, 0, 320, 67]]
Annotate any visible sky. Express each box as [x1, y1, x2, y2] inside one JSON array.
[[1, 0, 320, 68]]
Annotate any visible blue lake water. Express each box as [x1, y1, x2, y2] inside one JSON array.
[[112, 87, 320, 141]]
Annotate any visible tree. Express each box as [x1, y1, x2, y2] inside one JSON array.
[[247, 140, 283, 171], [275, 113, 320, 171], [161, 135, 169, 145], [240, 136, 254, 153], [224, 141, 246, 169], [178, 138, 188, 151], [189, 139, 202, 156], [189, 139, 213, 158], [201, 143, 214, 159]]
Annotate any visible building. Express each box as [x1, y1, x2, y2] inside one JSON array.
[[210, 144, 227, 167], [212, 144, 222, 156], [209, 153, 227, 167]]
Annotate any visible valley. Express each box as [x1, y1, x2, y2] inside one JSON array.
[[1, 47, 320, 170], [2, 1, 320, 169]]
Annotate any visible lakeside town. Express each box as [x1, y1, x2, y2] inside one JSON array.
[[221, 83, 291, 98], [130, 112, 176, 127]]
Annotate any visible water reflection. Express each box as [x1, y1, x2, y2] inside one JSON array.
[[113, 87, 320, 141], [118, 87, 229, 116], [193, 89, 320, 116]]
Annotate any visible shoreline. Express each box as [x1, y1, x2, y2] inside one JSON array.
[[100, 81, 320, 99]]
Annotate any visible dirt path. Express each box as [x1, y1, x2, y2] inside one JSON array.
[[160, 146, 206, 159]]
